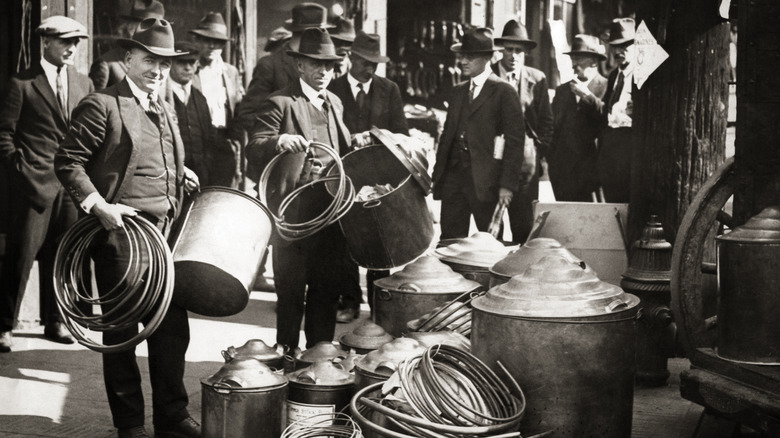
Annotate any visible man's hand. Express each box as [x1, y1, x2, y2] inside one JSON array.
[[276, 134, 310, 153], [91, 199, 138, 230], [570, 80, 591, 99], [498, 188, 513, 207], [351, 131, 372, 149], [183, 166, 200, 194]]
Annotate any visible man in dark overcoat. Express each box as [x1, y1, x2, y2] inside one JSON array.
[[55, 18, 201, 438], [0, 16, 93, 352], [432, 27, 526, 239]]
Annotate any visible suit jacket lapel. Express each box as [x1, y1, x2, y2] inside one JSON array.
[[116, 79, 143, 202], [369, 76, 384, 127], [469, 77, 494, 114], [223, 69, 237, 116], [290, 82, 313, 141], [31, 67, 65, 123]]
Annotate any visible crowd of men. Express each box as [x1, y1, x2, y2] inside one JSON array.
[[0, 1, 637, 436]]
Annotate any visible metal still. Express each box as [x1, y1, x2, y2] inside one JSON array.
[[221, 339, 284, 371], [435, 232, 516, 288], [716, 206, 780, 364], [471, 255, 639, 437], [353, 337, 427, 390], [489, 237, 588, 287], [339, 321, 394, 354], [285, 359, 356, 427]]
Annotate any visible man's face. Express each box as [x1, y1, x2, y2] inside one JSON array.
[[570, 54, 598, 81], [349, 54, 377, 83], [194, 35, 225, 64], [170, 58, 198, 85], [125, 48, 171, 93], [456, 52, 491, 78], [500, 42, 527, 72], [297, 57, 335, 91], [43, 36, 81, 67], [612, 42, 635, 66]]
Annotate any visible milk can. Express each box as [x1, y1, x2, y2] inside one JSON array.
[[221, 339, 285, 371], [716, 206, 780, 364], [286, 359, 355, 427], [471, 255, 639, 438], [339, 321, 394, 354], [489, 237, 589, 287], [353, 337, 427, 390], [373, 255, 481, 337], [201, 357, 288, 438], [435, 232, 516, 288]]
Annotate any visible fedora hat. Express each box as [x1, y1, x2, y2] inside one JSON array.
[[118, 18, 184, 57], [564, 34, 606, 60], [494, 20, 536, 48], [451, 27, 500, 53], [608, 18, 635, 45], [264, 26, 293, 52], [190, 12, 230, 41], [284, 3, 335, 32], [330, 16, 356, 44], [36, 16, 89, 39], [174, 41, 199, 60], [121, 0, 165, 21], [350, 31, 389, 63], [287, 27, 342, 61]]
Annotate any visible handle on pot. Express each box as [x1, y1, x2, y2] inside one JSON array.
[[375, 361, 397, 375], [363, 199, 382, 208], [398, 283, 421, 292], [378, 289, 393, 301], [297, 370, 320, 384], [606, 299, 628, 312], [221, 347, 237, 362]]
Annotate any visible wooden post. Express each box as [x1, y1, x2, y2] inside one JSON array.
[[733, 0, 780, 223], [628, 0, 730, 246]]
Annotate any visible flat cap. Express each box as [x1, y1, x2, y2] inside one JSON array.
[[36, 16, 89, 39]]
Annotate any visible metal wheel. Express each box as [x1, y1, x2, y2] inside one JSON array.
[[670, 157, 735, 359]]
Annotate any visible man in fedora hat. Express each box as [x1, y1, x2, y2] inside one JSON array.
[[0, 15, 92, 352], [548, 34, 608, 202], [329, 16, 356, 78], [190, 11, 245, 189], [89, 0, 165, 89], [491, 19, 553, 243], [167, 41, 216, 186], [328, 30, 409, 322], [246, 27, 354, 350], [597, 17, 636, 203], [265, 26, 293, 54], [55, 18, 201, 438], [432, 27, 526, 239]]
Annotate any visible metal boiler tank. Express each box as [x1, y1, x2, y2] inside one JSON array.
[[471, 255, 640, 437]]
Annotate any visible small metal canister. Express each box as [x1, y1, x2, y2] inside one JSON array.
[[435, 232, 516, 288], [373, 255, 481, 337], [284, 341, 351, 372], [222, 339, 284, 371], [286, 359, 355, 427], [201, 358, 288, 438], [339, 321, 395, 354], [489, 237, 589, 287], [471, 255, 639, 438], [716, 206, 780, 364], [353, 337, 427, 390]]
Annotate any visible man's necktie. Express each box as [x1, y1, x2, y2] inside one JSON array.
[[356, 83, 367, 112], [56, 67, 67, 118], [608, 70, 625, 113], [469, 81, 476, 103], [148, 93, 163, 114]]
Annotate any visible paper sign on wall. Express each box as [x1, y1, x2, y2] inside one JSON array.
[[633, 20, 670, 90]]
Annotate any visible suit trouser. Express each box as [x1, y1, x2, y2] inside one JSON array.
[[439, 164, 496, 240], [208, 128, 241, 189], [0, 186, 77, 331], [274, 222, 352, 349], [597, 127, 633, 203], [91, 223, 190, 430], [507, 173, 539, 244]]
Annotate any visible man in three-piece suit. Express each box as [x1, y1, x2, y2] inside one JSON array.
[[432, 27, 526, 239], [549, 35, 608, 202], [89, 0, 165, 90], [0, 16, 93, 352], [55, 18, 201, 438], [328, 31, 409, 323], [246, 27, 354, 350], [491, 20, 553, 243]]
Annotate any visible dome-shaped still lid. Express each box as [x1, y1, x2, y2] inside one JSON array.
[[201, 357, 287, 389], [473, 255, 639, 318], [355, 337, 426, 376], [287, 359, 355, 386], [372, 256, 481, 293], [434, 232, 518, 268], [339, 321, 395, 352], [296, 341, 349, 364], [490, 238, 590, 278], [222, 339, 284, 363], [717, 206, 780, 243]]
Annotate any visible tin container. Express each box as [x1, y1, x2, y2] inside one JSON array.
[[286, 359, 355, 427], [221, 339, 284, 371], [489, 237, 588, 287], [339, 321, 394, 354], [435, 232, 516, 288], [353, 337, 427, 390]]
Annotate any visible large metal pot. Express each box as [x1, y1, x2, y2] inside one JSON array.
[[435, 232, 516, 288], [201, 357, 288, 438], [353, 337, 426, 390], [222, 339, 284, 371], [489, 237, 589, 287], [372, 255, 480, 337], [471, 255, 639, 438], [170, 187, 273, 316], [716, 206, 780, 364], [286, 359, 355, 427]]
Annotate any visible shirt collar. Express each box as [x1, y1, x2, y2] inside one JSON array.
[[126, 76, 156, 111], [497, 62, 520, 80], [40, 58, 63, 79], [619, 61, 634, 77], [471, 65, 492, 88], [347, 73, 372, 94], [299, 78, 327, 109]]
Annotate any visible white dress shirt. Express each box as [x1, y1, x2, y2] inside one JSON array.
[[608, 62, 634, 128], [469, 65, 492, 100], [299, 79, 327, 110], [41, 58, 67, 104], [197, 57, 228, 128], [347, 73, 372, 100]]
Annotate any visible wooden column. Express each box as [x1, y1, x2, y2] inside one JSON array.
[[628, 0, 730, 246], [733, 0, 780, 223]]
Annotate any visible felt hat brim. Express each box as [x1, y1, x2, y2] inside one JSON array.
[[351, 49, 389, 64], [189, 29, 230, 41], [494, 37, 537, 49], [450, 43, 499, 53], [286, 50, 343, 61], [118, 38, 186, 57]]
